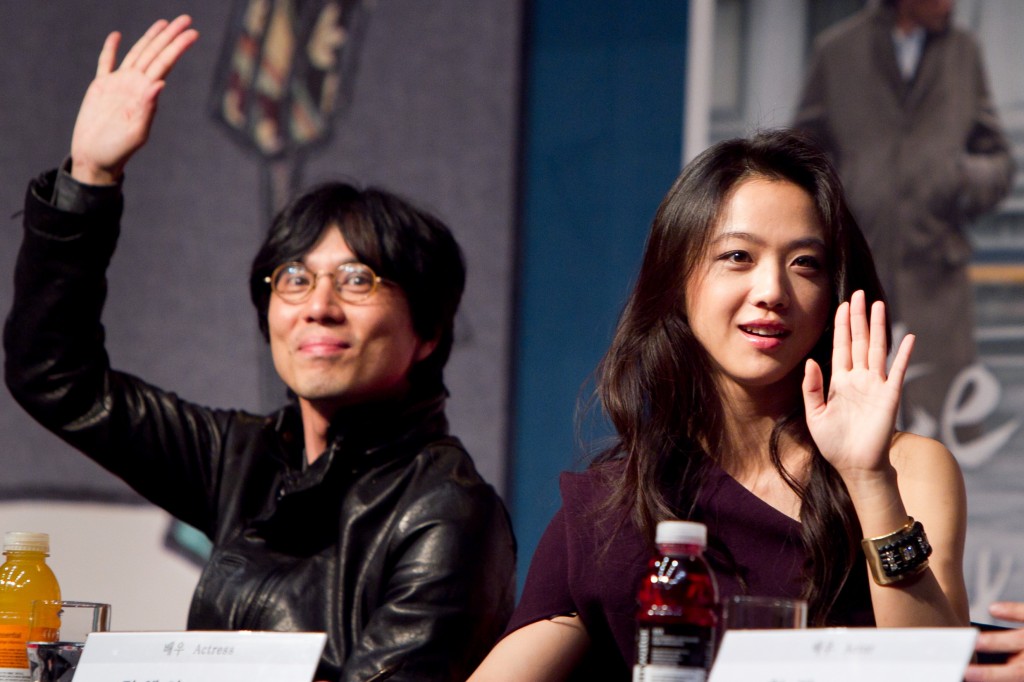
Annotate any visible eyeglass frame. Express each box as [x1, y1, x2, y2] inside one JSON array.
[[264, 260, 391, 304]]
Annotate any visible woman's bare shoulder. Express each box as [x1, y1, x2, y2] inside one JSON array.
[[888, 431, 962, 481]]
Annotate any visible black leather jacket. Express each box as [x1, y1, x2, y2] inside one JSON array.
[[4, 171, 517, 681]]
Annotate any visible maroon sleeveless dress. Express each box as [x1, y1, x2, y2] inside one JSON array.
[[505, 462, 874, 679]]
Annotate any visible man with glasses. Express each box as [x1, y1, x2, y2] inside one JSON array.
[[3, 16, 515, 682]]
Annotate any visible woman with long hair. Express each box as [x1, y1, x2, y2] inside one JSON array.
[[471, 129, 968, 680]]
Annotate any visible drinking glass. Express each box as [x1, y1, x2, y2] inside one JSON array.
[[27, 601, 111, 682], [722, 595, 807, 630]]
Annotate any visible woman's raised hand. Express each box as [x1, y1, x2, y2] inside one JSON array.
[[70, 16, 199, 185], [802, 290, 914, 479]]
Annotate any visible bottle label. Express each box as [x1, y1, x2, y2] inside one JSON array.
[[632, 664, 706, 682], [633, 623, 713, 682], [0, 624, 31, 681]]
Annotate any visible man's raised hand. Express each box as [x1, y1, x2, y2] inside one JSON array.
[[70, 16, 198, 185]]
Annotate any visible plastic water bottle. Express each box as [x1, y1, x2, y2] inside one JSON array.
[[633, 521, 718, 682], [0, 532, 61, 681]]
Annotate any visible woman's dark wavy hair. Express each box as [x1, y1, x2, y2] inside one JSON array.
[[249, 181, 466, 395], [592, 129, 886, 626]]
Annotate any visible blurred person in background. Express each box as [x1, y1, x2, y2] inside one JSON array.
[[794, 0, 1015, 440]]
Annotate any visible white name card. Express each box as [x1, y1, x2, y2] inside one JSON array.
[[708, 627, 977, 682], [73, 631, 327, 682]]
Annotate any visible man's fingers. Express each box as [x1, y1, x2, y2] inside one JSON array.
[[975, 629, 1024, 654], [134, 15, 195, 76], [145, 27, 199, 81], [96, 31, 121, 77], [93, 16, 196, 94], [119, 18, 170, 70], [965, 662, 1023, 682], [990, 602, 1024, 623]]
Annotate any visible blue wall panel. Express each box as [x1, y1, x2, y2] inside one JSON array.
[[511, 1, 690, 589]]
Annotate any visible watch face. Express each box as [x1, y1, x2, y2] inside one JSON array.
[[865, 520, 932, 584]]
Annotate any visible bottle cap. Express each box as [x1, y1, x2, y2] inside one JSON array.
[[3, 532, 50, 554], [655, 520, 706, 548]]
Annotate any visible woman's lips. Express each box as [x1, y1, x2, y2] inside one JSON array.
[[739, 323, 789, 350]]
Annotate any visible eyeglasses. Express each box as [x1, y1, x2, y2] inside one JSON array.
[[266, 261, 386, 304]]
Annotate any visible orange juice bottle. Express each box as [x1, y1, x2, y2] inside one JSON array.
[[0, 532, 61, 681]]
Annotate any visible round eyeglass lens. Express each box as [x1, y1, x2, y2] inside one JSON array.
[[273, 264, 313, 298], [337, 263, 377, 297]]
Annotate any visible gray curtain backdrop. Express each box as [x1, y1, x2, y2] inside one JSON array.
[[0, 1, 520, 502]]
